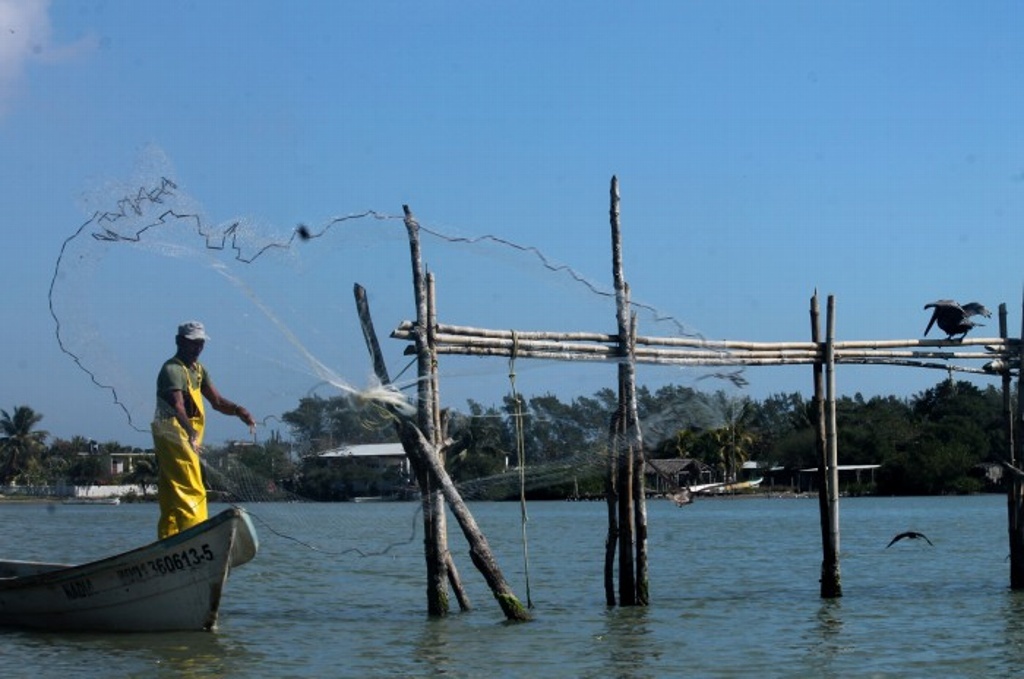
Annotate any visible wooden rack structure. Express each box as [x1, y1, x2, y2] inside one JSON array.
[[386, 176, 1024, 606]]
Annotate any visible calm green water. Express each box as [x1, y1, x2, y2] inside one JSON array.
[[1, 495, 1020, 678]]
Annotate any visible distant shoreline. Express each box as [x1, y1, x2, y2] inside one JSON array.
[[0, 495, 155, 504]]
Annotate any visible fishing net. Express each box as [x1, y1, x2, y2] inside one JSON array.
[[47, 150, 743, 561]]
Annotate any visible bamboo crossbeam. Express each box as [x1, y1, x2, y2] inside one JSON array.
[[396, 321, 822, 350], [424, 336, 1008, 362], [394, 323, 1012, 353], [837, 359, 996, 375], [433, 345, 976, 369], [394, 320, 1018, 375], [429, 333, 621, 354], [635, 336, 815, 351], [426, 347, 1011, 368], [396, 322, 615, 344], [835, 349, 1002, 361], [433, 347, 823, 366], [426, 333, 818, 359], [834, 337, 1012, 350], [395, 321, 618, 344]]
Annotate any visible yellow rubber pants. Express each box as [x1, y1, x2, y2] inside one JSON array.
[[152, 414, 207, 540]]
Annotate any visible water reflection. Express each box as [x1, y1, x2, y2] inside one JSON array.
[[804, 599, 846, 677], [412, 617, 456, 676], [999, 591, 1024, 658], [5, 629, 259, 679], [593, 607, 654, 679], [141, 632, 255, 678]]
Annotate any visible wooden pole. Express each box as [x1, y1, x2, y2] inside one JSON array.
[[355, 282, 469, 611], [999, 305, 1016, 587], [604, 181, 618, 607], [606, 176, 648, 606], [812, 292, 841, 597], [403, 205, 448, 616], [825, 295, 841, 584], [1010, 295, 1024, 589], [604, 423, 618, 606], [354, 282, 527, 620], [397, 424, 529, 620], [609, 176, 634, 605], [425, 272, 456, 607], [629, 312, 649, 606], [426, 274, 471, 611]]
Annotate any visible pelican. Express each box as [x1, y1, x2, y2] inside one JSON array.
[[886, 531, 934, 548], [923, 300, 990, 340]]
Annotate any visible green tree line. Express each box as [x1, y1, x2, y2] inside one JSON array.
[[0, 377, 1010, 499]]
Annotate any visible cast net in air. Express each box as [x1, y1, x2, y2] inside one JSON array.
[[47, 156, 743, 564]]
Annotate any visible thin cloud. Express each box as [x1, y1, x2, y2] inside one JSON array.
[[0, 0, 95, 116]]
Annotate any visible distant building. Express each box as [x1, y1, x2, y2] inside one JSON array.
[[317, 442, 412, 500], [108, 450, 154, 476], [318, 442, 409, 476], [798, 464, 880, 492], [645, 458, 713, 494], [75, 444, 153, 478]]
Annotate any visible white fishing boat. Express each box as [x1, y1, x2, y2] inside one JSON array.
[[690, 477, 764, 495], [61, 497, 121, 506], [0, 507, 258, 632]]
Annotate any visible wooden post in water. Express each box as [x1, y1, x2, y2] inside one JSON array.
[[825, 295, 841, 572], [606, 176, 633, 605], [604, 416, 619, 606], [425, 273, 464, 607], [397, 424, 530, 621], [628, 311, 649, 606], [354, 281, 527, 620], [354, 282, 469, 611], [811, 292, 841, 597], [998, 305, 1016, 586], [604, 182, 620, 607], [606, 175, 648, 606], [403, 205, 448, 616], [427, 274, 473, 612], [1010, 297, 1024, 589]]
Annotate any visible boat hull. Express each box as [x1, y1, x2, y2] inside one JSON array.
[[0, 507, 257, 632]]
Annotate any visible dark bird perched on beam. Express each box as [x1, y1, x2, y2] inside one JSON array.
[[923, 300, 991, 340], [886, 531, 934, 548]]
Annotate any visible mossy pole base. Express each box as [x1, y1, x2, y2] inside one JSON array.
[[820, 563, 842, 598]]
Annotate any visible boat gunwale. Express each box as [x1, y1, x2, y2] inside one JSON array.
[[0, 507, 250, 590]]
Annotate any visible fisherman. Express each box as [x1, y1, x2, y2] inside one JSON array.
[[151, 321, 256, 539]]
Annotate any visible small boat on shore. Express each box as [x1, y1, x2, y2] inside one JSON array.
[[0, 507, 258, 632], [61, 497, 121, 506], [690, 477, 765, 495]]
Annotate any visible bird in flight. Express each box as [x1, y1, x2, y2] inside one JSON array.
[[886, 531, 934, 548], [923, 300, 991, 340]]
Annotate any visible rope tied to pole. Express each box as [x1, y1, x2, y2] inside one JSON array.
[[509, 330, 533, 608]]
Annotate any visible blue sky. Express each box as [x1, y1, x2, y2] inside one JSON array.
[[1, 1, 1022, 448]]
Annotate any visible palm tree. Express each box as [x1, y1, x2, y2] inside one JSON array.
[[0, 405, 48, 485], [654, 428, 701, 460], [124, 456, 158, 497], [708, 393, 755, 483]]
